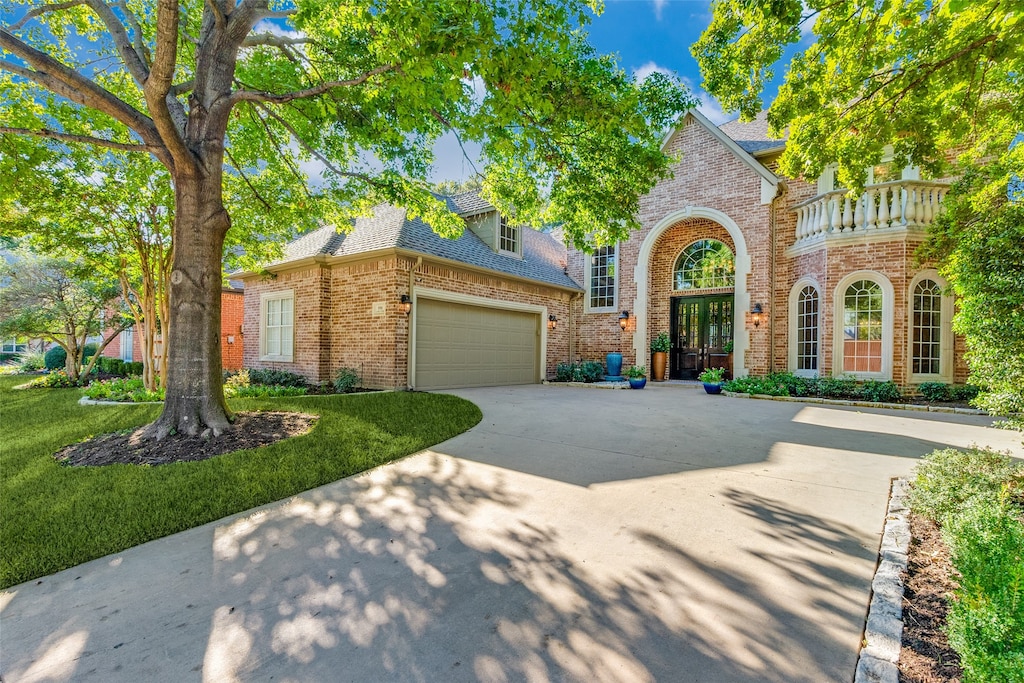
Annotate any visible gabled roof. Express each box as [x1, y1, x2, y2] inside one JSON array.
[[264, 197, 581, 291], [717, 110, 787, 155], [662, 109, 780, 187]]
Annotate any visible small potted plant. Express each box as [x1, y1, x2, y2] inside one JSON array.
[[650, 333, 670, 381], [698, 366, 726, 394], [625, 365, 647, 389]]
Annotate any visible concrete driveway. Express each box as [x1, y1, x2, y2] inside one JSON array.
[[3, 385, 1021, 682]]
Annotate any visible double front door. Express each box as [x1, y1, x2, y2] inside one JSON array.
[[670, 294, 733, 380]]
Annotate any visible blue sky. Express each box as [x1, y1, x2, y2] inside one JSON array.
[[431, 0, 796, 181]]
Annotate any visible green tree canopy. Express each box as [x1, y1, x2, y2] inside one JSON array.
[[2, 0, 692, 436]]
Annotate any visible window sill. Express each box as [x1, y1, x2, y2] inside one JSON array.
[[260, 355, 294, 363]]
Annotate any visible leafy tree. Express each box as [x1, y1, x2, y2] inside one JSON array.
[[0, 251, 129, 382], [2, 0, 691, 437], [694, 0, 1024, 419], [3, 146, 173, 391], [433, 177, 485, 197]]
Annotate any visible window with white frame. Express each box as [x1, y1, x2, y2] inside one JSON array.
[[498, 215, 519, 255], [909, 272, 952, 381], [587, 245, 616, 311], [794, 285, 819, 374], [833, 272, 893, 379], [2, 338, 27, 354], [260, 290, 294, 361]]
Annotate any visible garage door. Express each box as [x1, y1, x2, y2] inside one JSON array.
[[415, 298, 540, 390]]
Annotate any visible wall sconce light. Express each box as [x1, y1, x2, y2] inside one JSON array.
[[619, 310, 630, 331], [751, 303, 764, 328], [400, 294, 412, 315], [547, 314, 557, 331]]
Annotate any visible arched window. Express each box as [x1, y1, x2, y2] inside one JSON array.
[[912, 279, 942, 375], [673, 240, 735, 290], [909, 272, 952, 381], [842, 279, 883, 373], [789, 283, 819, 375]]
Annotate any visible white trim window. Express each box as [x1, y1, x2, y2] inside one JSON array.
[[673, 239, 735, 291], [2, 338, 28, 354], [909, 271, 953, 382], [586, 245, 617, 312], [833, 272, 894, 379], [788, 280, 820, 376], [260, 290, 294, 362], [498, 215, 520, 256]]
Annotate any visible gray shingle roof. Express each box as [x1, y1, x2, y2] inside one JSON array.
[[718, 110, 787, 154], [271, 197, 581, 291], [446, 190, 494, 217]]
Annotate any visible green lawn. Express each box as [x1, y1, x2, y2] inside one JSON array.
[[0, 375, 481, 589]]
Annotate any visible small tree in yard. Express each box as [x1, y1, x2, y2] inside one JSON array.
[[2, 0, 691, 438], [0, 251, 129, 382]]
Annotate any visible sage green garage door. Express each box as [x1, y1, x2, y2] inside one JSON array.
[[415, 298, 540, 390]]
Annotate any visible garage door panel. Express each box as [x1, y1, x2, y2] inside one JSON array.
[[415, 298, 540, 390]]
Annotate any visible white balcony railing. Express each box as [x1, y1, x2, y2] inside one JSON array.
[[791, 180, 950, 244]]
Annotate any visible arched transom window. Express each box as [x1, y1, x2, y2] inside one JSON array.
[[673, 240, 735, 291]]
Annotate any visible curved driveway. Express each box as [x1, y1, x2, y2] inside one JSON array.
[[3, 385, 1021, 682]]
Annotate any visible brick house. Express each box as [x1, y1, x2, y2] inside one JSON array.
[[101, 286, 246, 371], [238, 109, 964, 390]]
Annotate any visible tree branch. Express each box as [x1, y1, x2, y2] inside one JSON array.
[[0, 39, 164, 152], [224, 146, 274, 212], [8, 0, 87, 31], [230, 63, 397, 104], [241, 33, 310, 48], [82, 0, 150, 86], [0, 126, 157, 152], [143, 0, 193, 172]]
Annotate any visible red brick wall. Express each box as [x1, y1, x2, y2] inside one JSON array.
[[241, 254, 573, 388], [221, 290, 244, 370]]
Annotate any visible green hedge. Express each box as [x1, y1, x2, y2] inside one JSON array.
[[555, 361, 606, 383], [43, 343, 98, 370], [909, 448, 1024, 682], [722, 372, 903, 403]]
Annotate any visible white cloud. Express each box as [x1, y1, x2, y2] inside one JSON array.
[[652, 0, 668, 21], [633, 62, 731, 126], [252, 20, 303, 40]]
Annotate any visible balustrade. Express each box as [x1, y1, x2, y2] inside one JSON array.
[[792, 180, 949, 244]]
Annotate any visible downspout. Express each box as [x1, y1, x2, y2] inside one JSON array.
[[570, 292, 583, 364], [406, 256, 422, 390]]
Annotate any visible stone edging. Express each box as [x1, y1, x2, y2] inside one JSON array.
[[78, 395, 162, 405], [722, 390, 987, 415], [855, 477, 911, 683]]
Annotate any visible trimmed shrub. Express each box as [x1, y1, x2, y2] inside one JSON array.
[[333, 367, 360, 394], [918, 382, 952, 402], [580, 360, 605, 383], [124, 361, 144, 376], [95, 356, 127, 376], [247, 368, 307, 387], [857, 380, 901, 403], [43, 346, 66, 370], [909, 447, 1022, 525], [553, 361, 606, 383], [555, 362, 574, 382], [944, 499, 1024, 682], [817, 375, 860, 399], [951, 384, 981, 402], [227, 384, 306, 398]]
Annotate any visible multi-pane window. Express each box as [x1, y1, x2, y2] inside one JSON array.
[[842, 279, 883, 373], [498, 216, 519, 254], [674, 240, 735, 290], [912, 279, 942, 374], [1, 338, 27, 353], [262, 293, 294, 360], [796, 286, 819, 372], [589, 245, 616, 310]]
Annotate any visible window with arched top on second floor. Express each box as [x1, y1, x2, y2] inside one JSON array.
[[673, 240, 735, 291]]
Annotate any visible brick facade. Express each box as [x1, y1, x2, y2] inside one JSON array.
[[241, 254, 572, 389], [567, 113, 967, 387]]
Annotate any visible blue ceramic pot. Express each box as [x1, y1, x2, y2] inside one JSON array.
[[628, 377, 647, 389], [703, 382, 723, 395], [605, 352, 623, 378]]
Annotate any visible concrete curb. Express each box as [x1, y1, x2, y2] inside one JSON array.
[[855, 477, 911, 683]]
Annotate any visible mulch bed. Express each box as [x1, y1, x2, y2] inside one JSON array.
[[899, 513, 963, 683], [55, 411, 317, 467]]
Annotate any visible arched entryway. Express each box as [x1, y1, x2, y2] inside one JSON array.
[[632, 206, 751, 378]]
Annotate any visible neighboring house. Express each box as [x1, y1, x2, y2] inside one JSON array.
[[233, 195, 579, 390], [238, 110, 964, 390], [100, 286, 246, 371]]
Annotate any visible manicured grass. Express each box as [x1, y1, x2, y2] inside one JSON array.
[[0, 375, 481, 588]]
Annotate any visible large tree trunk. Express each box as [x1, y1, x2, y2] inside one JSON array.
[[148, 173, 232, 438]]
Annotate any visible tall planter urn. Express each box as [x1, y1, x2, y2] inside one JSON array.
[[605, 352, 624, 381], [650, 333, 671, 382]]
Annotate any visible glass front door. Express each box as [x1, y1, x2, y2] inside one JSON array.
[[670, 295, 733, 380]]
